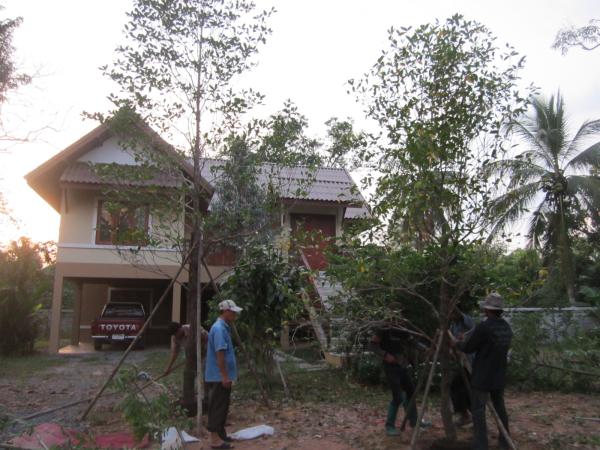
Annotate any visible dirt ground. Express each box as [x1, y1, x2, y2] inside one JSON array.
[[1, 347, 599, 450]]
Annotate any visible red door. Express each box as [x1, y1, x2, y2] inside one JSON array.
[[291, 214, 336, 270]]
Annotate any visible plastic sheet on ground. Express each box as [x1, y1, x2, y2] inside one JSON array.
[[161, 427, 200, 450], [230, 424, 275, 441]]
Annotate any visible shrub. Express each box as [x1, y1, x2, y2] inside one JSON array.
[[0, 287, 41, 355], [507, 310, 600, 392]]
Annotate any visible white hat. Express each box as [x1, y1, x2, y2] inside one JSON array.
[[218, 299, 243, 313]]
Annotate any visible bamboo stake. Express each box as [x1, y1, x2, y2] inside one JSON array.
[[409, 329, 444, 450], [400, 332, 438, 431], [80, 249, 193, 420], [275, 358, 290, 400]]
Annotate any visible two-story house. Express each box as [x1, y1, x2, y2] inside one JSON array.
[[26, 122, 368, 353]]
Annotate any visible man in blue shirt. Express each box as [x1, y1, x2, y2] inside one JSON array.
[[205, 299, 242, 450]]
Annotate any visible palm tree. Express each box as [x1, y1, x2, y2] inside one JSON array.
[[487, 92, 600, 305]]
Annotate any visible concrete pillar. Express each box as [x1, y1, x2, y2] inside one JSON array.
[[49, 267, 64, 353], [172, 282, 182, 322], [70, 281, 82, 345]]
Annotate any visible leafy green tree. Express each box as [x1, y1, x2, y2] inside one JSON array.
[[553, 19, 600, 55], [93, 0, 274, 426], [258, 99, 322, 166], [0, 238, 54, 355], [1, 5, 31, 218], [206, 133, 279, 254], [257, 100, 366, 169], [351, 15, 528, 440], [216, 244, 305, 385], [487, 92, 600, 305], [0, 5, 30, 106]]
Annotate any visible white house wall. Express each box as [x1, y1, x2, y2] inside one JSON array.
[[77, 136, 140, 165]]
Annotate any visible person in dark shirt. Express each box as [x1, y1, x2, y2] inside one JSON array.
[[448, 309, 475, 427], [452, 292, 513, 450], [371, 323, 430, 436]]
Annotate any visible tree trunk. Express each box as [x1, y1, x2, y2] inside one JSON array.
[[439, 276, 457, 441], [558, 195, 577, 305], [183, 230, 200, 416]]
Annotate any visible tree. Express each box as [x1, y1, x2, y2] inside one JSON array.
[[0, 238, 55, 355], [487, 92, 600, 305], [257, 100, 366, 169], [94, 0, 273, 429], [351, 15, 528, 441], [257, 99, 322, 166], [0, 5, 31, 220], [0, 6, 30, 107], [553, 19, 600, 55], [216, 244, 305, 385]]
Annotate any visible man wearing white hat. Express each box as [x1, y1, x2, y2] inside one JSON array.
[[205, 299, 243, 450], [452, 292, 513, 450]]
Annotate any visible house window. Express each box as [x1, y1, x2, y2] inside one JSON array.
[[96, 200, 149, 245]]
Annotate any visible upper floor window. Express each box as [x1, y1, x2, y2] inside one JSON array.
[[95, 200, 149, 245]]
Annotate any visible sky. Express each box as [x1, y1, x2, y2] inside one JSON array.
[[1, 0, 599, 245]]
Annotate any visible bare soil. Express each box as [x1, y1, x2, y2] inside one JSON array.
[[1, 348, 599, 450]]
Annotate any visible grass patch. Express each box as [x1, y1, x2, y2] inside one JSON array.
[[283, 344, 323, 364], [0, 352, 67, 378], [234, 366, 389, 407]]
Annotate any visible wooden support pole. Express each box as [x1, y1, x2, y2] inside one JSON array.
[[409, 329, 444, 450], [400, 333, 438, 431], [80, 250, 193, 421]]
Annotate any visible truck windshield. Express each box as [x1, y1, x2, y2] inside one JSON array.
[[103, 304, 145, 318]]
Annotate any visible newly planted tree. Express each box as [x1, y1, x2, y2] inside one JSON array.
[[351, 15, 529, 440], [91, 0, 273, 430]]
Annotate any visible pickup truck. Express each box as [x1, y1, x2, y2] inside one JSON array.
[[91, 302, 146, 350]]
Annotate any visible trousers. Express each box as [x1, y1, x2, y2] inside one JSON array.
[[471, 388, 510, 450], [206, 382, 232, 433], [383, 363, 417, 427]]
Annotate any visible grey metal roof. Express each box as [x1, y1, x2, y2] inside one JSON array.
[[60, 162, 181, 188], [200, 158, 365, 205], [60, 159, 370, 212], [344, 206, 371, 220]]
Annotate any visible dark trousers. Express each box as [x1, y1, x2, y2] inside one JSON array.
[[384, 364, 417, 427], [451, 370, 471, 414], [206, 382, 232, 434], [471, 388, 510, 450]]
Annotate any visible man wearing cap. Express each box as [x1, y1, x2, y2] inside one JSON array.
[[452, 292, 513, 450], [205, 299, 243, 450]]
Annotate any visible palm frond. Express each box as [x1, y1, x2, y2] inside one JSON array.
[[484, 158, 549, 190], [531, 93, 567, 163], [567, 175, 600, 211], [562, 119, 600, 163], [527, 199, 549, 250], [507, 120, 555, 169], [487, 181, 541, 238], [566, 142, 600, 171]]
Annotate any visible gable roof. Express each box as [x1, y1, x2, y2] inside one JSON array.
[[25, 121, 212, 211]]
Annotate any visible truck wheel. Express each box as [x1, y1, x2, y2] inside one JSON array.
[[136, 337, 145, 350], [93, 339, 102, 351]]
